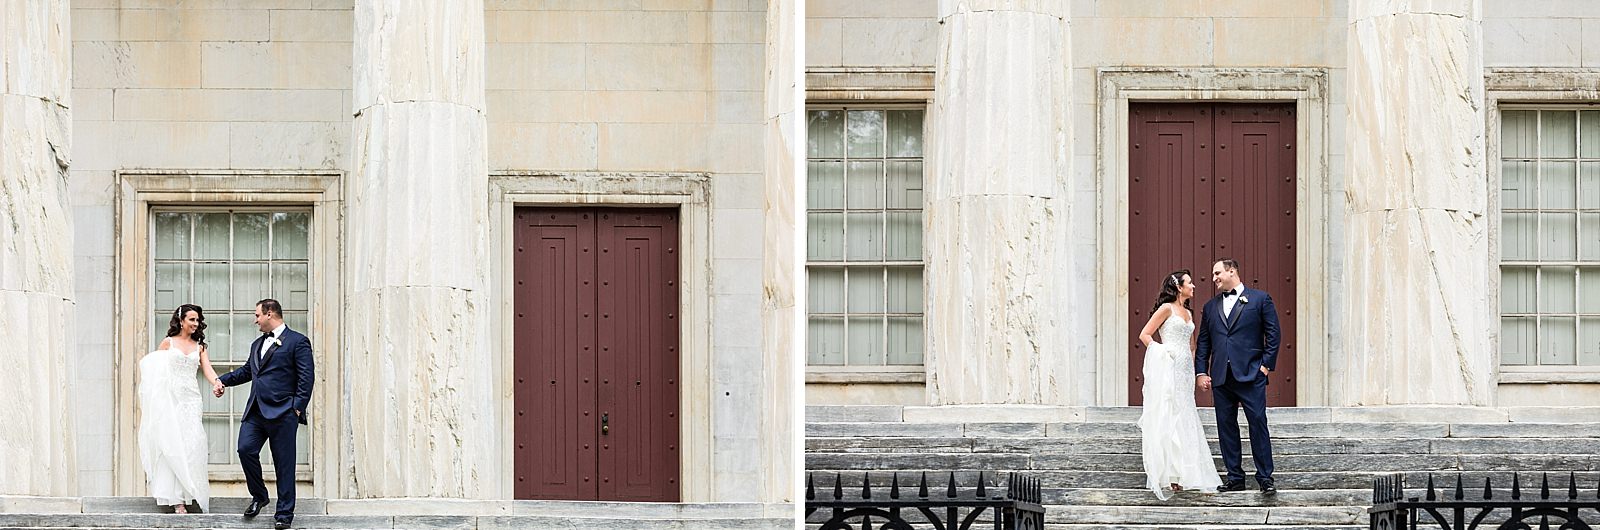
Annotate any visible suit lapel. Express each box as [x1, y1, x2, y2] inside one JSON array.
[[260, 332, 281, 367], [1225, 289, 1246, 332]]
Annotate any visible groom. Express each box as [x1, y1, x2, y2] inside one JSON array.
[[1195, 259, 1279, 495], [217, 299, 314, 529]]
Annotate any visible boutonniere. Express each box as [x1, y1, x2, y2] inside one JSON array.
[[264, 337, 282, 350], [1238, 295, 1250, 304]]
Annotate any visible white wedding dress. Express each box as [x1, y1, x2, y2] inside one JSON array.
[[137, 345, 210, 512], [1136, 312, 1222, 500]]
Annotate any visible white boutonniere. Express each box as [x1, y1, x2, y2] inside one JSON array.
[[1238, 295, 1250, 304], [264, 337, 282, 351]]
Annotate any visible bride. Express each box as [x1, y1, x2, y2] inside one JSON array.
[[1135, 270, 1222, 499], [138, 304, 222, 513]]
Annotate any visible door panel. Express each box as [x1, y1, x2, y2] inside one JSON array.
[[1128, 102, 1298, 407], [514, 207, 681, 502]]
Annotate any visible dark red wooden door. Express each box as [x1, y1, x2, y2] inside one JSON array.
[[1128, 102, 1297, 407], [514, 207, 680, 502]]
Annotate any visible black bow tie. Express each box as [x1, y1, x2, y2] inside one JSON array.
[[1220, 290, 1239, 298], [262, 332, 275, 338]]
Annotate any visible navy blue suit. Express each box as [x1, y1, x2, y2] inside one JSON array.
[[219, 327, 313, 523], [1195, 286, 1278, 484]]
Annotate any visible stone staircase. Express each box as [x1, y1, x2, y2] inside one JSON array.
[[0, 496, 793, 529], [805, 405, 1600, 530]]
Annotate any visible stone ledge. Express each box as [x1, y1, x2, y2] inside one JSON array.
[[0, 497, 79, 514], [807, 405, 1600, 425]]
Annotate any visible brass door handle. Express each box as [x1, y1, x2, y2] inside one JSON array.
[[601, 413, 609, 435]]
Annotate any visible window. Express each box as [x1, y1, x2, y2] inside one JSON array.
[[1500, 109, 1600, 368], [806, 107, 925, 368], [151, 209, 312, 471]]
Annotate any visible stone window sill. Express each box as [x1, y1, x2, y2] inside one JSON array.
[[1499, 369, 1600, 384], [806, 368, 925, 384]]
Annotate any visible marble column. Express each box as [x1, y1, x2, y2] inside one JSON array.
[[1341, 0, 1492, 405], [347, 0, 497, 496], [0, 0, 77, 496], [924, 0, 1077, 405], [761, 0, 797, 502]]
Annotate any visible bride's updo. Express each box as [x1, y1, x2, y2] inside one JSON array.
[[1150, 269, 1192, 313], [165, 304, 208, 346]]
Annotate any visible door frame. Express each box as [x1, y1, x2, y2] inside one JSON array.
[[490, 171, 710, 501], [1095, 68, 1331, 407]]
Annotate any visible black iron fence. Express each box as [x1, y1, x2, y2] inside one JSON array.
[[805, 472, 1045, 530], [1371, 472, 1600, 530]]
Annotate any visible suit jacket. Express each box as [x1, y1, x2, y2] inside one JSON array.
[[219, 327, 314, 424], [1195, 286, 1280, 384]]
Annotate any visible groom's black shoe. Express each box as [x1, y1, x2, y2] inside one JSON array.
[[1259, 479, 1278, 496], [1217, 480, 1249, 492], [273, 521, 291, 530], [243, 499, 268, 518]]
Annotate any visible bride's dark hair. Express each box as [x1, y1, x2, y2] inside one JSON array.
[[165, 304, 207, 346], [1151, 269, 1192, 313]]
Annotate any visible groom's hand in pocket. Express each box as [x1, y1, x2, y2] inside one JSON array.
[[1260, 366, 1270, 377]]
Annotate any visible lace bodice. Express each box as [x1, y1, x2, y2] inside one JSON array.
[[1156, 312, 1194, 351]]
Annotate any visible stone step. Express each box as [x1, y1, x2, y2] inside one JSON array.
[[809, 436, 1600, 455], [804, 405, 1600, 425], [1042, 505, 1367, 526], [806, 451, 1600, 472], [81, 497, 328, 514], [807, 469, 1600, 491], [1040, 526, 1363, 530], [1045, 488, 1370, 507], [807, 421, 1600, 439], [0, 513, 789, 529]]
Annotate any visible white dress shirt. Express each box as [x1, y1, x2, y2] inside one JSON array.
[[1221, 284, 1243, 319]]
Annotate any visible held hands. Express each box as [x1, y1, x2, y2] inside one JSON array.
[[212, 380, 225, 397], [1196, 374, 1211, 392]]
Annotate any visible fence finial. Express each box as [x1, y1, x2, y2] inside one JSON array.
[[890, 472, 900, 500], [1512, 473, 1522, 500], [976, 471, 986, 498], [918, 471, 929, 498], [863, 472, 872, 499], [1426, 473, 1437, 501], [1541, 472, 1551, 500], [806, 473, 815, 501], [946, 471, 958, 498], [1483, 476, 1493, 500]]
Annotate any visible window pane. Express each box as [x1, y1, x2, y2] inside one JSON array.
[[229, 313, 258, 363], [807, 212, 844, 261], [273, 263, 310, 311], [846, 316, 884, 365], [887, 316, 923, 365], [887, 266, 923, 314], [1582, 162, 1600, 210], [807, 110, 845, 158], [1584, 267, 1600, 314], [1503, 161, 1535, 210], [1583, 214, 1600, 261], [234, 213, 270, 260], [807, 317, 845, 365], [1583, 111, 1600, 158], [154, 212, 190, 260], [283, 312, 309, 333], [296, 426, 310, 463], [194, 263, 230, 311], [1541, 161, 1577, 210], [1542, 110, 1578, 158], [846, 266, 885, 313], [887, 161, 923, 210], [272, 212, 310, 260], [1502, 266, 1535, 314], [1541, 213, 1577, 261], [194, 213, 231, 260], [1540, 316, 1577, 365], [155, 263, 189, 311], [1581, 317, 1600, 366], [1503, 212, 1536, 261], [807, 161, 845, 210], [887, 212, 922, 262], [1502, 316, 1534, 365], [205, 313, 233, 362], [846, 161, 884, 210], [887, 110, 924, 157], [807, 267, 844, 313], [234, 264, 269, 312], [1539, 266, 1576, 314], [1502, 110, 1537, 159], [845, 212, 884, 261], [846, 110, 885, 158], [205, 417, 232, 465]]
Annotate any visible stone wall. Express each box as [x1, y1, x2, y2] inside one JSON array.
[[805, 0, 1600, 408]]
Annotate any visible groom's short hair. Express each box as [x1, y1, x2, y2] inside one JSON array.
[[1215, 258, 1240, 271], [256, 298, 283, 318]]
